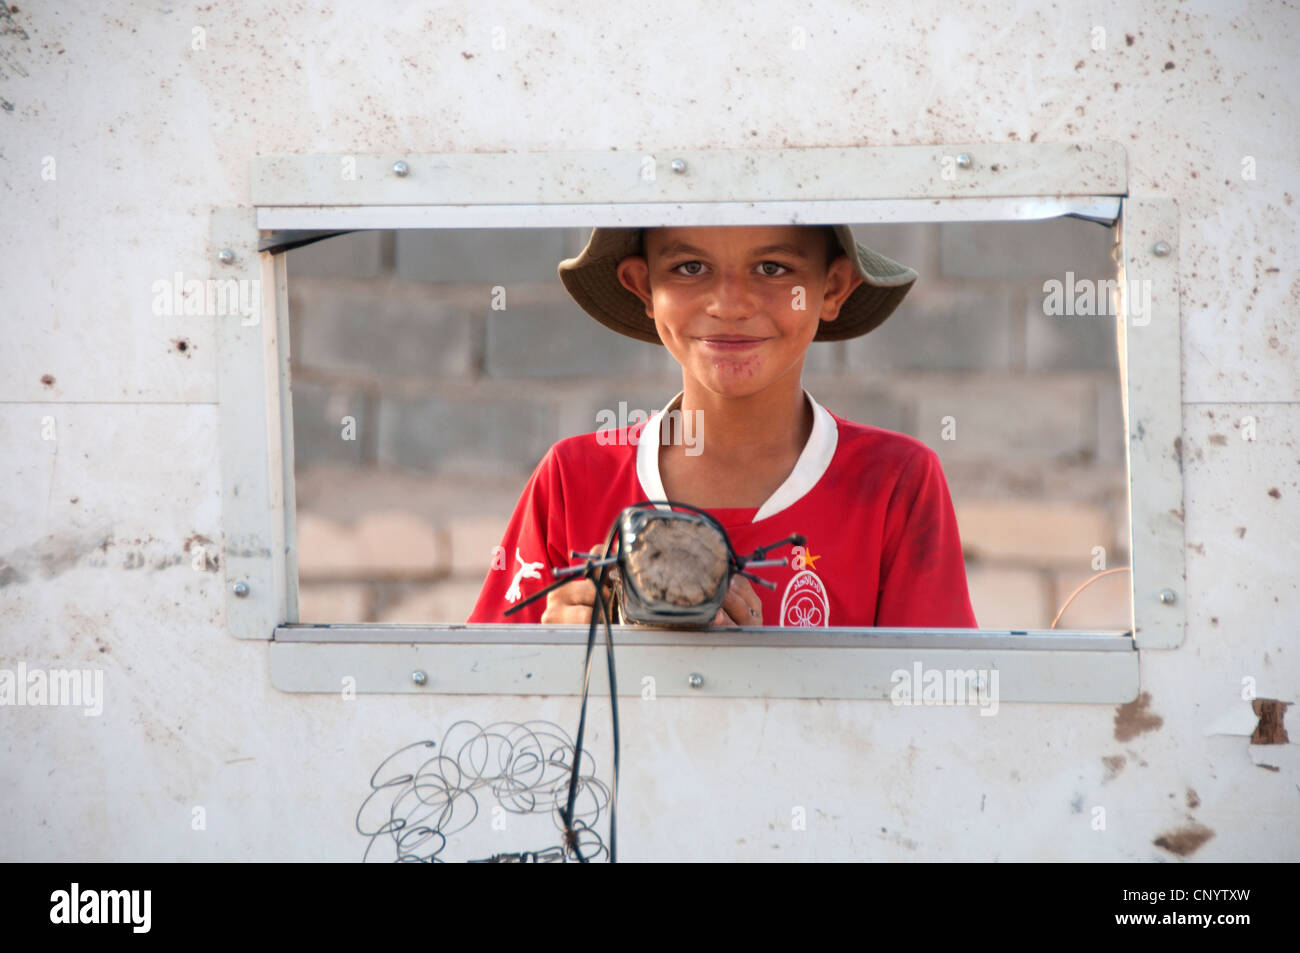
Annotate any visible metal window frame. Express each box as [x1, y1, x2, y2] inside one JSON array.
[[212, 143, 1185, 701]]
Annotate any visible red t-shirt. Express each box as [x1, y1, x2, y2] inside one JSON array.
[[466, 389, 978, 628]]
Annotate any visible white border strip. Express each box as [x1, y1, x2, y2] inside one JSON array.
[[255, 197, 1122, 231]]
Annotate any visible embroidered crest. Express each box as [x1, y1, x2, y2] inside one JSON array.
[[779, 569, 829, 627]]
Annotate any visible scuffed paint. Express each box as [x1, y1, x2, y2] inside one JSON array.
[[1102, 754, 1127, 781]]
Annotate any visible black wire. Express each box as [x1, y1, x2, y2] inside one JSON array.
[[597, 553, 619, 862], [356, 723, 610, 862], [506, 515, 622, 862], [557, 517, 622, 862], [497, 498, 803, 864]]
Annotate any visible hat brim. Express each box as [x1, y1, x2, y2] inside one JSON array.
[[558, 225, 918, 344]]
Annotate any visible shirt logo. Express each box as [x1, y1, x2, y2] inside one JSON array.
[[505, 548, 544, 604], [780, 570, 829, 627]]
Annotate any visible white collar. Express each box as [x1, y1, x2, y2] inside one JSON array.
[[635, 388, 838, 523]]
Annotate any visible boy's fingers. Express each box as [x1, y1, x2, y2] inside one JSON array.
[[539, 559, 618, 623], [557, 578, 598, 604], [720, 593, 747, 625], [719, 575, 762, 625]]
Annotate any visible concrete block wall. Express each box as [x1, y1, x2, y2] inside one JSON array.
[[290, 220, 1129, 630]]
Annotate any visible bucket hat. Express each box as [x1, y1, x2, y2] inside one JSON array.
[[557, 225, 917, 344]]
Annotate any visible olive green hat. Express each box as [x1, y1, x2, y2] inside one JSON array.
[[557, 225, 917, 344]]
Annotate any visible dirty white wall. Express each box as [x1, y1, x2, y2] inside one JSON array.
[[1, 0, 1296, 861]]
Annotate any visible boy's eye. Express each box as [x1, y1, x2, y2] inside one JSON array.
[[670, 261, 791, 277]]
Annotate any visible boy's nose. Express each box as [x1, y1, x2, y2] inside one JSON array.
[[705, 271, 760, 317]]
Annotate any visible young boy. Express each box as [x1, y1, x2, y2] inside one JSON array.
[[466, 224, 978, 629]]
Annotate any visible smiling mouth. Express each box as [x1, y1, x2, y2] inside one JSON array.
[[698, 337, 766, 353], [699, 335, 766, 347]]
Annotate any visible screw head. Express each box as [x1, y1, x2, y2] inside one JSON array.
[[411, 670, 428, 686], [955, 153, 972, 168], [1152, 241, 1171, 257], [393, 160, 410, 177], [687, 672, 703, 689], [1158, 588, 1177, 604], [670, 158, 687, 174], [232, 581, 249, 598], [217, 248, 235, 265]]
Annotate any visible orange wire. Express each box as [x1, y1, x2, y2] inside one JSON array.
[[1049, 567, 1131, 629]]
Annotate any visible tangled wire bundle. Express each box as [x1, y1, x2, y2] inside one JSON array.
[[356, 720, 610, 863], [359, 501, 802, 863]]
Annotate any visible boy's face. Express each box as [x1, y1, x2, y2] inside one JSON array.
[[615, 225, 863, 400]]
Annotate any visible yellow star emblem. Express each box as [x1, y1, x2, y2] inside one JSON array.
[[802, 546, 821, 569]]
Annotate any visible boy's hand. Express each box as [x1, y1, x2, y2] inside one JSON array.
[[540, 543, 615, 624], [712, 575, 763, 627]]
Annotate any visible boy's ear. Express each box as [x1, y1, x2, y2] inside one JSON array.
[[616, 255, 655, 317], [819, 255, 864, 322]]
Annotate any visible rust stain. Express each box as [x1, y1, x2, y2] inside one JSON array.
[[1208, 433, 1227, 446], [1154, 822, 1214, 857], [1250, 699, 1290, 744], [1185, 788, 1200, 809], [1114, 692, 1164, 742], [1267, 487, 1281, 499]]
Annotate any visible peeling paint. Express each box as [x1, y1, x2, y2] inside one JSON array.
[[1153, 822, 1214, 857], [1114, 692, 1163, 742], [1251, 699, 1290, 744]]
